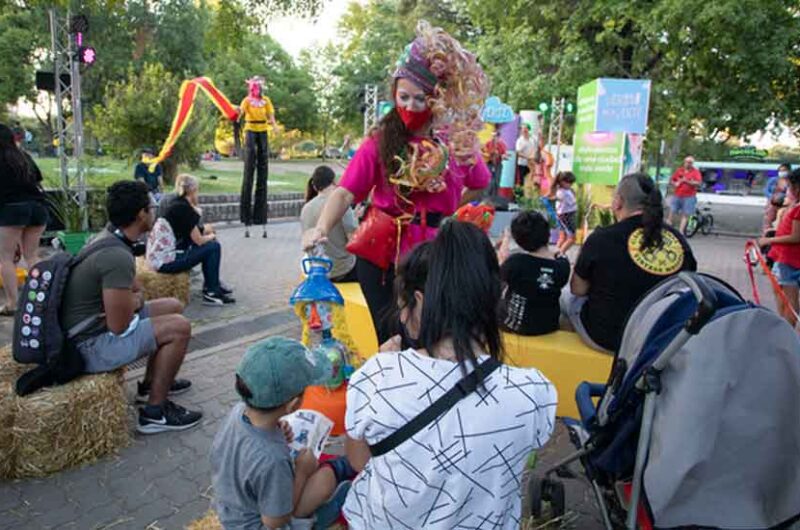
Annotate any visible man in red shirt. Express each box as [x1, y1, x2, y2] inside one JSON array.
[[667, 156, 702, 234], [758, 169, 800, 326], [484, 129, 508, 196]]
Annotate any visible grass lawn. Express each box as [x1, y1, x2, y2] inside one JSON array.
[[35, 156, 310, 194]]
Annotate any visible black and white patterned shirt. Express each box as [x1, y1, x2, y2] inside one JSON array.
[[343, 349, 557, 529]]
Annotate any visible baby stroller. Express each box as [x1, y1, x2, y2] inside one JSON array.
[[529, 272, 800, 529]]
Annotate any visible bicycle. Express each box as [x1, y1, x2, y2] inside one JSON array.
[[684, 203, 714, 238]]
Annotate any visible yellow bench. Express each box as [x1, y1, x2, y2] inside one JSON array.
[[337, 282, 613, 418]]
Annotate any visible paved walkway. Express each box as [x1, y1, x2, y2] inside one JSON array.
[[0, 223, 782, 529]]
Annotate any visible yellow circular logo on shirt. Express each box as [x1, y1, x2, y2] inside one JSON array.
[[627, 228, 684, 275]]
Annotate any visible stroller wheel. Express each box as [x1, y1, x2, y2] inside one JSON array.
[[527, 477, 543, 518], [526, 477, 566, 520], [549, 479, 566, 518]]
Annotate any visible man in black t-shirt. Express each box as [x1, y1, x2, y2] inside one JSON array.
[[563, 174, 697, 353]]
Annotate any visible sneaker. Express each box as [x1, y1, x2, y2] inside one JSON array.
[[137, 400, 202, 435], [204, 283, 233, 295], [203, 291, 236, 306], [313, 481, 351, 530], [135, 378, 192, 404]]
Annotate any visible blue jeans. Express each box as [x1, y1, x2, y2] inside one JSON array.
[[159, 241, 222, 292]]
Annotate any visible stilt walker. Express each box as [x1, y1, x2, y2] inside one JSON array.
[[239, 76, 276, 238]]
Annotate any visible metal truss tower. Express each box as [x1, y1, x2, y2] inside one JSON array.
[[50, 8, 88, 230], [363, 84, 378, 137], [547, 97, 566, 173]]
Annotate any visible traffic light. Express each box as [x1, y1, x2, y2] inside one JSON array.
[[565, 102, 575, 113], [538, 102, 549, 114]]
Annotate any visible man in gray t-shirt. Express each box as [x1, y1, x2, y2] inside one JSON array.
[[300, 166, 357, 281]]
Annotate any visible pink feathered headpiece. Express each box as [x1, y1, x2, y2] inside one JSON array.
[[393, 21, 490, 165], [247, 76, 264, 98]]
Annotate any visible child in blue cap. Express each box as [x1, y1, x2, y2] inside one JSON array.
[[210, 336, 355, 530]]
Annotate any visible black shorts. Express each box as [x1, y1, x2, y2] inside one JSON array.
[[558, 211, 577, 235], [0, 201, 49, 227]]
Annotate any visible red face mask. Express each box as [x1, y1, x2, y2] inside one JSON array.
[[397, 106, 432, 131]]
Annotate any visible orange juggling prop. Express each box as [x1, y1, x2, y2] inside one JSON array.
[[149, 77, 239, 171]]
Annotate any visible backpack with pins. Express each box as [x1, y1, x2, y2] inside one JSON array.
[[12, 234, 130, 396]]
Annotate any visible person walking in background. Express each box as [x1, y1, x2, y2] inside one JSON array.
[[133, 147, 164, 199], [300, 166, 358, 283], [554, 170, 578, 255], [666, 155, 702, 234], [0, 123, 48, 316]]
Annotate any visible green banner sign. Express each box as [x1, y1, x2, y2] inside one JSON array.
[[573, 131, 625, 185]]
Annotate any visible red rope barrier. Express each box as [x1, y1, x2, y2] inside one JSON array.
[[744, 240, 800, 324]]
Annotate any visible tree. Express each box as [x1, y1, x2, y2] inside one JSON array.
[[0, 4, 47, 108], [330, 0, 471, 132], [207, 31, 318, 132], [463, 0, 800, 161], [89, 63, 216, 181], [299, 44, 341, 149]]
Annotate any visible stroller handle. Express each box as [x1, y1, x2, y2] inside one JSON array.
[[680, 272, 718, 335], [648, 273, 718, 374]]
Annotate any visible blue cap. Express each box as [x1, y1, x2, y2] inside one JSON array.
[[236, 337, 332, 408]]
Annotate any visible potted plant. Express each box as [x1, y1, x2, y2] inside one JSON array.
[[574, 184, 593, 244], [49, 190, 92, 255]]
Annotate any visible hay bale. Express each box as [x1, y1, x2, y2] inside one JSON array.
[[186, 511, 221, 530], [136, 258, 190, 306], [1, 347, 25, 479], [0, 381, 17, 478], [8, 370, 130, 479], [0, 344, 26, 384]]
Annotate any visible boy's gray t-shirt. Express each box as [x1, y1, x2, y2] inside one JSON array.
[[210, 403, 294, 529]]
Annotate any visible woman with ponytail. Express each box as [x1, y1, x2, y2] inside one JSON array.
[[301, 21, 491, 344], [564, 173, 697, 352]]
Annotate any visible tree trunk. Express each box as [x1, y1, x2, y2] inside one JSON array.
[[162, 158, 179, 186]]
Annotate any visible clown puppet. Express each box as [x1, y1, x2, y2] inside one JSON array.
[[238, 76, 277, 238]]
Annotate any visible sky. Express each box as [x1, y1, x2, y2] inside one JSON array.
[[266, 0, 354, 58]]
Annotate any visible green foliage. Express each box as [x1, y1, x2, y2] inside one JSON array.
[[575, 184, 592, 231], [465, 0, 800, 157], [0, 5, 47, 107], [89, 63, 215, 181]]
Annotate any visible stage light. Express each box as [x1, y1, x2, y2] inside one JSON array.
[[77, 46, 96, 65], [69, 14, 89, 34]]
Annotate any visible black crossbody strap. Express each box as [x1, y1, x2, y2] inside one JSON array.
[[368, 358, 502, 457]]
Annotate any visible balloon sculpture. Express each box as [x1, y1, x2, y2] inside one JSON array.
[[289, 253, 362, 390]]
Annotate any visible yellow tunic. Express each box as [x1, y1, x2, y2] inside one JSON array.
[[240, 96, 275, 133]]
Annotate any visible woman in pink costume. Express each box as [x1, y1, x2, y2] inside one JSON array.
[[302, 21, 491, 344]]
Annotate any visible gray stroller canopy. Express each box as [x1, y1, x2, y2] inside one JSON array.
[[608, 276, 800, 528]]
